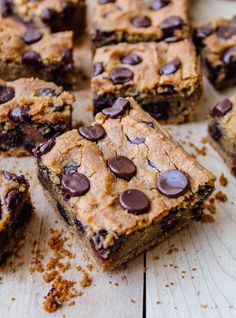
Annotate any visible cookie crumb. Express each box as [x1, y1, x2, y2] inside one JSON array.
[[219, 174, 228, 187], [215, 191, 228, 202], [201, 214, 215, 223]]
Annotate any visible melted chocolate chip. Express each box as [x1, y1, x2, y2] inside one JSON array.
[[217, 25, 236, 40], [102, 97, 130, 118], [41, 8, 57, 24], [195, 23, 213, 41], [98, 0, 116, 4], [22, 50, 43, 69], [131, 16, 151, 28], [92, 62, 104, 77], [222, 46, 236, 65], [37, 87, 59, 97], [0, 85, 15, 104], [109, 67, 133, 84], [61, 48, 73, 68], [9, 105, 30, 123], [5, 188, 21, 209], [119, 189, 150, 214], [121, 53, 142, 65], [210, 99, 233, 118], [33, 138, 55, 157], [157, 169, 189, 198], [107, 156, 137, 180], [208, 121, 222, 141], [22, 28, 43, 44], [78, 124, 106, 142], [160, 16, 184, 34], [159, 58, 181, 75], [150, 0, 170, 10], [3, 171, 25, 183], [61, 172, 90, 198]]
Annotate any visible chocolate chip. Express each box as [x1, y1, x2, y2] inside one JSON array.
[[131, 16, 151, 28], [41, 8, 57, 24], [126, 135, 146, 145], [159, 58, 181, 75], [217, 25, 236, 40], [33, 138, 55, 157], [102, 97, 130, 118], [73, 215, 85, 233], [121, 53, 142, 65], [142, 121, 154, 128], [61, 48, 73, 68], [3, 171, 25, 183], [109, 67, 133, 84], [119, 189, 150, 214], [64, 164, 78, 175], [107, 156, 137, 180], [150, 0, 170, 10], [37, 87, 59, 97], [92, 62, 104, 77], [5, 188, 21, 209], [78, 124, 106, 142], [208, 121, 222, 141], [22, 28, 43, 44], [164, 36, 182, 43], [210, 99, 233, 118], [160, 16, 184, 34], [0, 85, 15, 104], [195, 23, 213, 40], [9, 105, 30, 123], [22, 50, 43, 69], [222, 46, 236, 65], [98, 0, 116, 4], [61, 172, 90, 198], [157, 169, 189, 198], [1, 0, 12, 17]]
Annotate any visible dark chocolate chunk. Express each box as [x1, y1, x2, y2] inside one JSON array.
[[143, 101, 169, 121], [160, 16, 184, 34], [0, 126, 23, 148], [222, 46, 236, 65], [79, 125, 106, 142], [41, 8, 57, 24], [61, 172, 90, 198], [93, 93, 117, 115], [107, 156, 137, 180], [210, 99, 233, 118], [61, 48, 73, 68], [109, 67, 133, 84], [61, 2, 75, 20], [126, 135, 146, 145], [22, 28, 43, 44], [33, 138, 55, 157], [157, 169, 189, 198], [217, 25, 236, 40], [208, 121, 222, 141], [0, 85, 15, 104], [92, 62, 104, 77], [195, 23, 213, 41], [131, 16, 151, 28], [121, 53, 142, 65], [164, 36, 182, 43], [150, 0, 170, 10], [159, 58, 181, 75], [3, 171, 25, 183], [9, 105, 30, 123], [102, 97, 130, 118], [98, 0, 116, 4], [73, 215, 85, 234], [5, 188, 21, 209], [22, 50, 43, 69], [1, 0, 12, 17], [37, 87, 59, 97], [119, 189, 150, 214], [64, 163, 78, 175]]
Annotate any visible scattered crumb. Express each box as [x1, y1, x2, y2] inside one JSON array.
[[167, 247, 179, 255], [156, 300, 162, 305], [203, 197, 216, 214], [68, 301, 76, 307], [219, 174, 228, 187], [201, 304, 208, 309], [11, 297, 16, 301], [43, 270, 59, 283], [188, 142, 207, 157], [201, 136, 207, 144], [80, 272, 92, 288], [201, 214, 215, 223], [131, 299, 136, 303], [215, 191, 228, 202]]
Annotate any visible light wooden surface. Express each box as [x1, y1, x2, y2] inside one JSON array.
[[1, 0, 236, 317]]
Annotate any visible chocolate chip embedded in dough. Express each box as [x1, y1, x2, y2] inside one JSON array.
[[78, 125, 106, 142], [157, 169, 189, 198], [119, 189, 150, 214], [107, 156, 137, 180], [159, 58, 181, 75], [0, 86, 15, 104], [210, 99, 233, 118], [61, 172, 90, 198], [131, 16, 151, 28], [109, 67, 134, 84], [102, 97, 130, 118]]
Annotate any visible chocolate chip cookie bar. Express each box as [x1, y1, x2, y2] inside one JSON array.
[[0, 78, 73, 156], [91, 0, 191, 49], [0, 170, 32, 264], [1, 0, 86, 38], [35, 97, 215, 271], [92, 40, 202, 124], [0, 18, 74, 88], [194, 16, 236, 89], [208, 96, 236, 177]]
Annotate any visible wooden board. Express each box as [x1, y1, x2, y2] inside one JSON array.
[[1, 0, 236, 317]]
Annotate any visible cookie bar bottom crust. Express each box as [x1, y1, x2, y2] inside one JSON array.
[[38, 162, 214, 271], [93, 90, 202, 125], [0, 197, 32, 265]]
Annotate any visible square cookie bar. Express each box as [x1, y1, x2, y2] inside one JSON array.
[[0, 18, 74, 88], [0, 78, 74, 156], [0, 170, 32, 264], [194, 16, 236, 89], [1, 0, 86, 38], [91, 0, 190, 49], [35, 97, 215, 271], [92, 40, 202, 124], [208, 96, 236, 177]]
